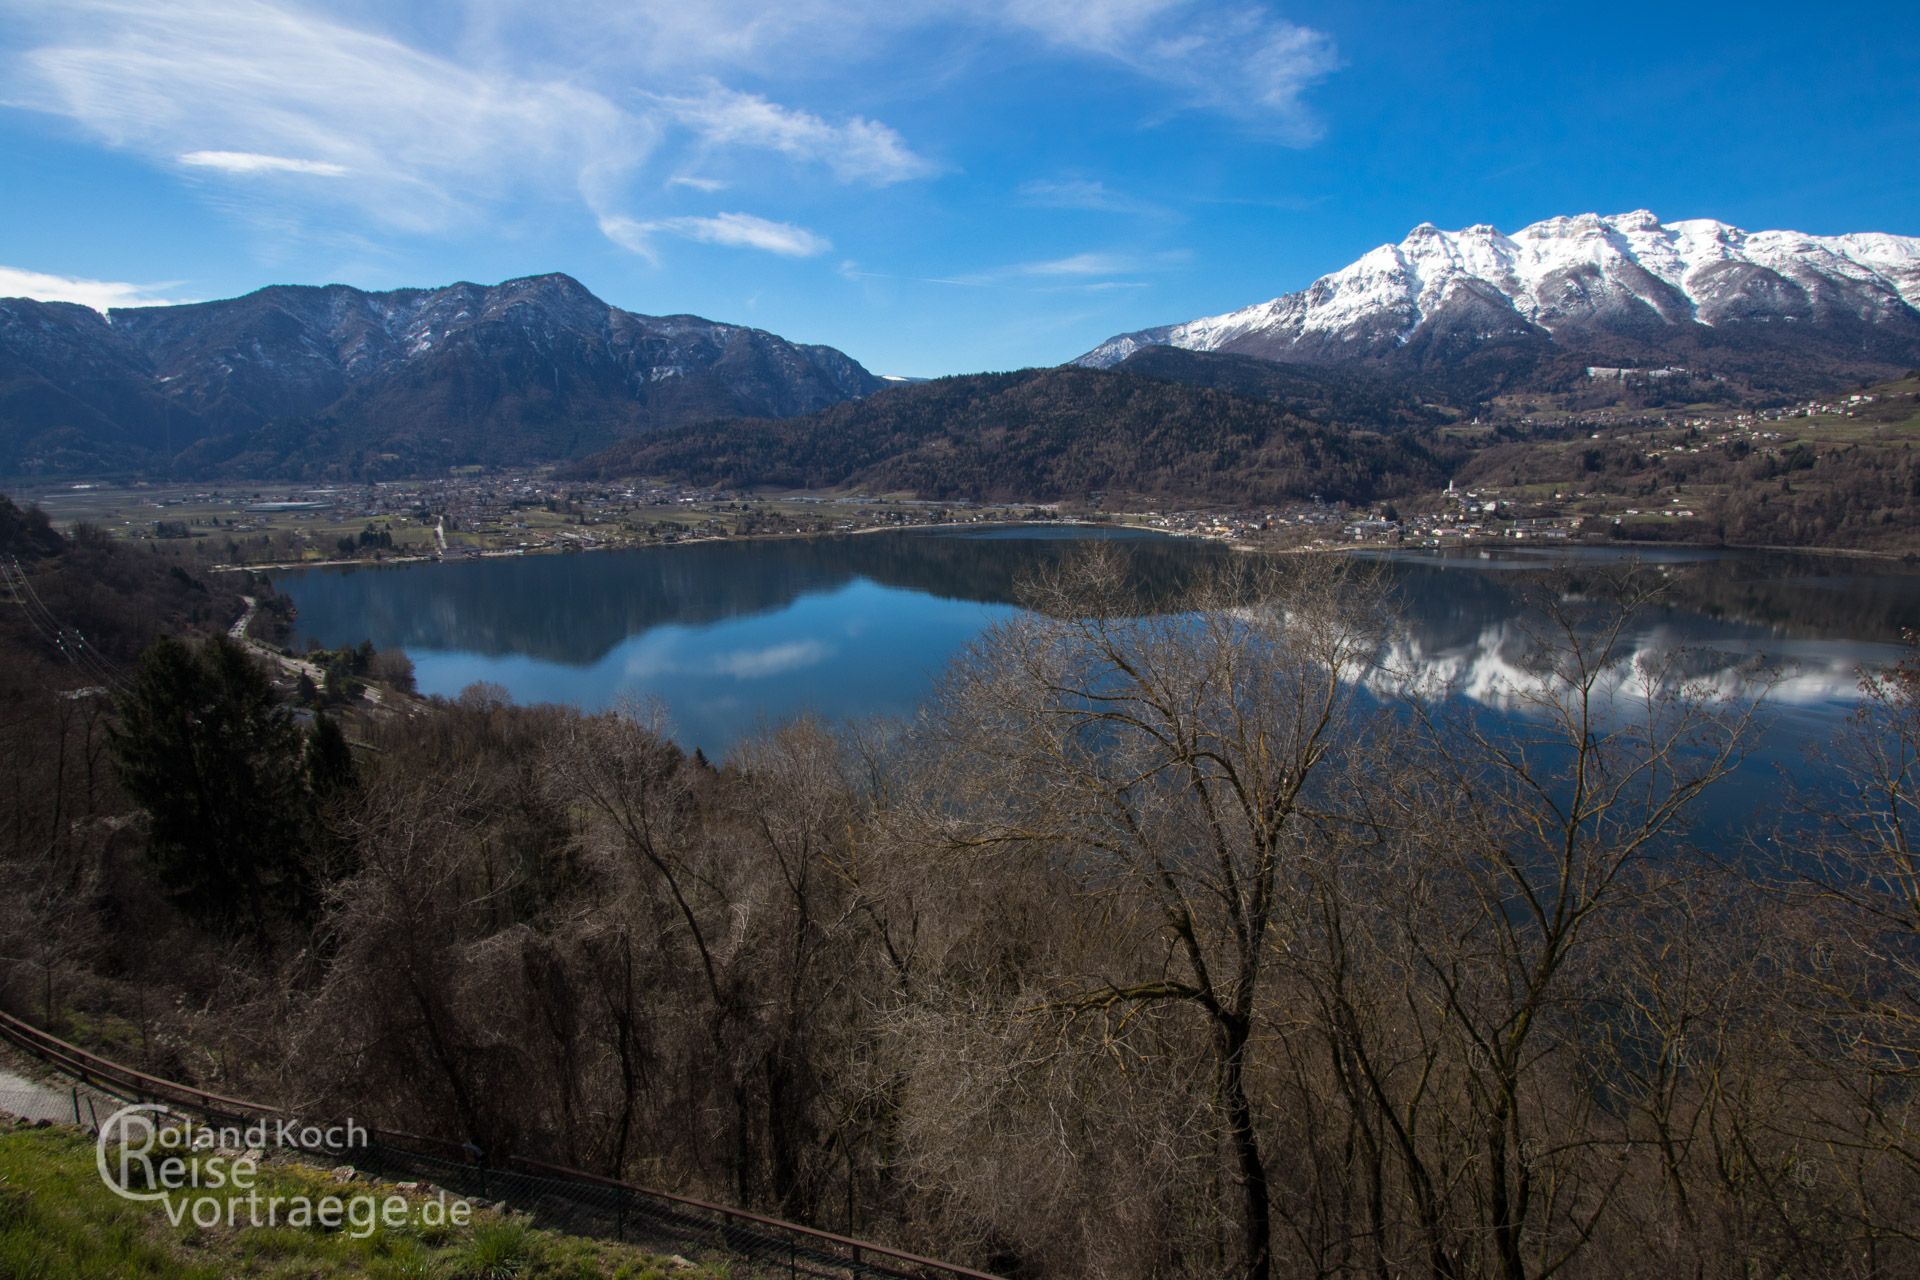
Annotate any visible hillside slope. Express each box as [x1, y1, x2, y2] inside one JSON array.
[[567, 365, 1454, 505]]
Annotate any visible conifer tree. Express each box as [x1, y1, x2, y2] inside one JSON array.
[[111, 634, 311, 941]]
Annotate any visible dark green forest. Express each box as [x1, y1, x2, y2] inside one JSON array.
[[1110, 346, 1456, 428], [567, 365, 1458, 505]]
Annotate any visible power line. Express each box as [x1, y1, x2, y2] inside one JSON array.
[[3, 557, 131, 694]]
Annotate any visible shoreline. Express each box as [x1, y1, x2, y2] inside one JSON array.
[[203, 515, 1920, 577], [206, 516, 1127, 573]]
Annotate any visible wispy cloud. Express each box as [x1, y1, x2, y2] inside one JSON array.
[[1007, 0, 1340, 141], [933, 248, 1190, 289], [178, 149, 348, 177], [1191, 191, 1326, 212], [0, 0, 1338, 275], [1021, 251, 1165, 277], [601, 212, 830, 259], [0, 265, 189, 311], [2, 0, 651, 238], [1018, 177, 1175, 219], [846, 248, 1173, 293], [658, 85, 938, 185], [0, 1, 957, 261], [462, 1, 1339, 138]]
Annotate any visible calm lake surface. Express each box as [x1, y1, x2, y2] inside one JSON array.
[[279, 525, 1216, 750], [278, 528, 1920, 830]]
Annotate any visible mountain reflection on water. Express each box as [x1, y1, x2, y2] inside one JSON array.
[[279, 531, 1918, 769], [1359, 546, 1918, 713]]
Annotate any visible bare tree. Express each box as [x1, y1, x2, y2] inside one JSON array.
[[922, 547, 1385, 1280], [542, 704, 887, 1212], [1360, 564, 1762, 1278], [1767, 634, 1920, 1269]]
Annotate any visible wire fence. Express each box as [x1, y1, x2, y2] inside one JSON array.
[[0, 1009, 1000, 1280], [0, 1082, 123, 1128]]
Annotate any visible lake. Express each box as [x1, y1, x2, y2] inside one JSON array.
[[276, 525, 1223, 750], [278, 528, 1920, 830]]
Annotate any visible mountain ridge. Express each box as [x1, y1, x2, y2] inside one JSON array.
[[1076, 212, 1920, 399], [0, 272, 879, 477]]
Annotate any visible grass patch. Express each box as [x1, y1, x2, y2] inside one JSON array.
[[0, 1123, 721, 1279]]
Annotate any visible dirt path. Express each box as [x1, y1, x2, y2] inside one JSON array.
[[0, 1065, 122, 1127]]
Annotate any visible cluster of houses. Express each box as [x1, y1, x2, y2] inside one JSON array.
[[1337, 483, 1579, 547], [1134, 491, 1587, 550], [1140, 503, 1350, 543]]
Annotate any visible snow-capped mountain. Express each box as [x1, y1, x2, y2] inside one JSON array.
[[0, 273, 878, 476], [1077, 211, 1920, 395]]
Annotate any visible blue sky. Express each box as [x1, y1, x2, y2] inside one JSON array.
[[2, 0, 1916, 377]]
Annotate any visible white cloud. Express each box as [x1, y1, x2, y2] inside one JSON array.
[[935, 248, 1189, 287], [614, 636, 834, 680], [457, 0, 1337, 138], [659, 85, 937, 185], [1018, 178, 1173, 218], [1021, 251, 1153, 277], [451, 0, 924, 81], [601, 212, 831, 259], [1008, 0, 1178, 53], [709, 640, 833, 679], [0, 1, 954, 260], [2, 0, 653, 238], [1006, 0, 1340, 140], [0, 0, 1335, 271], [0, 265, 189, 311], [178, 149, 349, 177]]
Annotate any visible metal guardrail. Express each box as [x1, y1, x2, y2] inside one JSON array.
[[0, 1007, 1002, 1280]]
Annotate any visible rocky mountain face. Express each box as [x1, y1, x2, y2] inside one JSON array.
[[0, 273, 879, 477], [1077, 212, 1920, 400]]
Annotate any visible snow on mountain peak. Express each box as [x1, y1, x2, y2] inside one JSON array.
[[1076, 211, 1920, 370]]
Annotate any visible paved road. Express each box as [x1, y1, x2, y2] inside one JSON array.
[[231, 595, 325, 683], [230, 595, 386, 708]]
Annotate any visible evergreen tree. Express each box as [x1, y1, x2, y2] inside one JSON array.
[[110, 634, 313, 941], [303, 711, 361, 883], [306, 712, 358, 798]]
